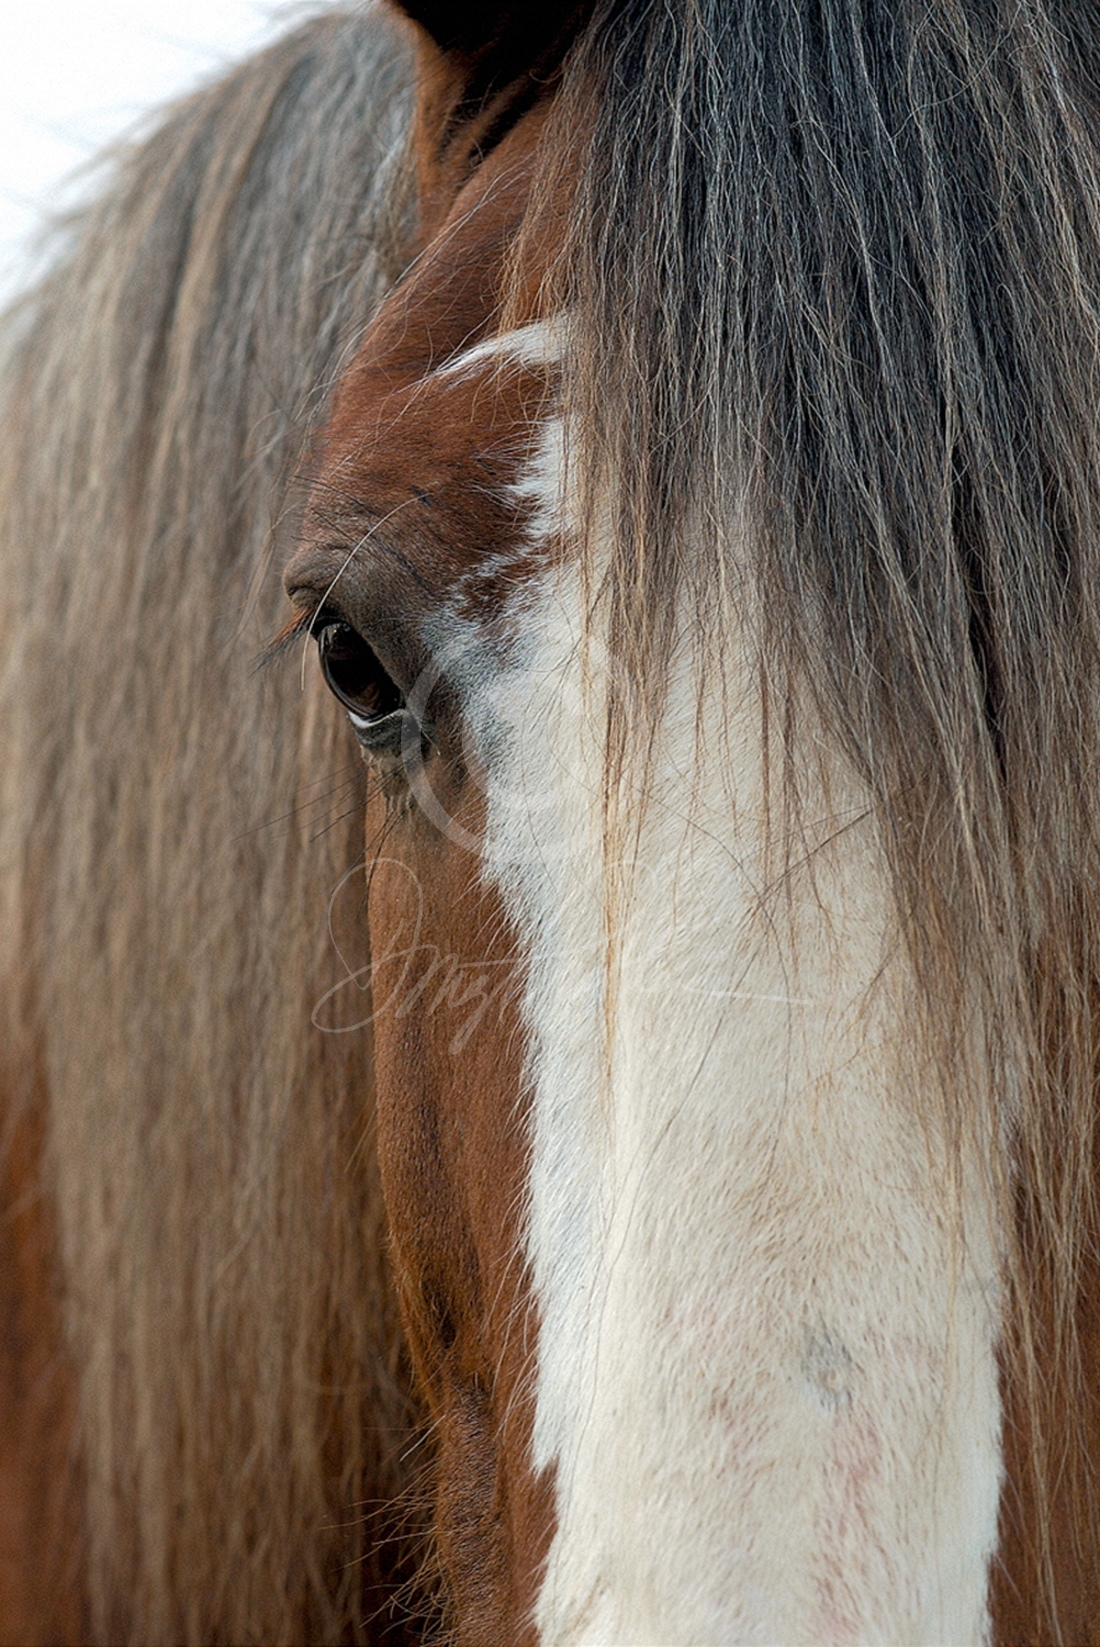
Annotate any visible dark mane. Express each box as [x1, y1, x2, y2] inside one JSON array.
[[0, 10, 427, 1642], [526, 0, 1100, 1627]]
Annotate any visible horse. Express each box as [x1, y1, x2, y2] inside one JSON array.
[[3, 0, 1100, 1641]]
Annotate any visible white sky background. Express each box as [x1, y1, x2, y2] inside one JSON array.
[[0, 2, 314, 305]]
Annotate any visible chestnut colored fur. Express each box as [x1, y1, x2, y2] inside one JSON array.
[[288, 115, 564, 1639]]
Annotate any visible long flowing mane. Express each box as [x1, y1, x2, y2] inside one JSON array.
[[519, 0, 1100, 1627], [0, 11, 426, 1642]]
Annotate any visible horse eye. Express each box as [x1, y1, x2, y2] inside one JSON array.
[[313, 617, 405, 730]]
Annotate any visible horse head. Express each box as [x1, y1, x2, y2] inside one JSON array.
[[283, 6, 1011, 1640]]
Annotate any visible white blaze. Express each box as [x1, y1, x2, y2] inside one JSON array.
[[464, 384, 1003, 1644]]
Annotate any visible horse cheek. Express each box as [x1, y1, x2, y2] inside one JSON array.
[[365, 779, 552, 1638]]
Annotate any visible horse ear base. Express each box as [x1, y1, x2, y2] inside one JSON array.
[[389, 1, 506, 57], [390, 0, 591, 229], [391, 2, 578, 58], [390, 1, 591, 89]]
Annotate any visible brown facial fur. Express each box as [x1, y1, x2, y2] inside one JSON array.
[[285, 67, 570, 1639]]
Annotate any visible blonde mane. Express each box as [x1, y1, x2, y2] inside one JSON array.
[[0, 10, 426, 1641]]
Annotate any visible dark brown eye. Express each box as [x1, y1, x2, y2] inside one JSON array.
[[313, 616, 405, 734]]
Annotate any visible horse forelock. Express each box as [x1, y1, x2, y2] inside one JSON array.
[[523, 0, 1100, 1634]]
